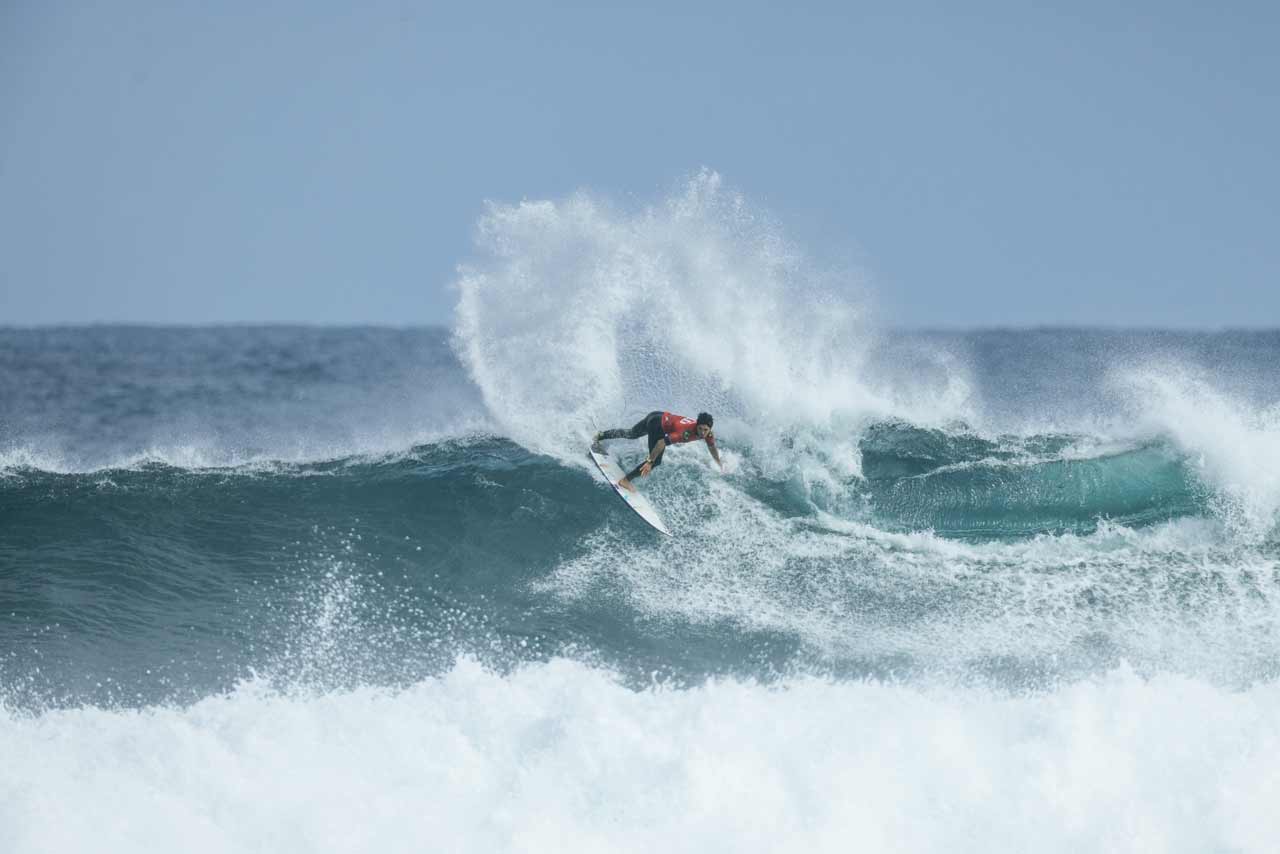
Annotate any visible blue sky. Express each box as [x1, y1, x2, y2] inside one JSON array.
[[3, 1, 1277, 327]]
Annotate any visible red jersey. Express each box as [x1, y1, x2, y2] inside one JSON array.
[[660, 412, 716, 449]]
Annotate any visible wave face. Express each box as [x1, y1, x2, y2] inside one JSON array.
[[5, 180, 1280, 850]]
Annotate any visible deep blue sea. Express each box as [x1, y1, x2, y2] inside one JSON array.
[[4, 183, 1280, 851]]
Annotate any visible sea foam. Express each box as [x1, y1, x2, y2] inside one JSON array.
[[3, 659, 1277, 854], [453, 170, 972, 467]]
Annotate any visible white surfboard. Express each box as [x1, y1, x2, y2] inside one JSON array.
[[588, 447, 673, 537]]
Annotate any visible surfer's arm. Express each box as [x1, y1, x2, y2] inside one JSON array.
[[706, 437, 727, 471], [637, 439, 666, 476], [641, 439, 666, 473]]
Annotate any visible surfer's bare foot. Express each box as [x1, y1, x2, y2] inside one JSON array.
[[618, 477, 637, 493]]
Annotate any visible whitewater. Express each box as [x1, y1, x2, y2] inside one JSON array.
[[3, 173, 1280, 852]]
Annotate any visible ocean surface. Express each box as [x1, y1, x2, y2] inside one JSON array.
[[4, 181, 1280, 851]]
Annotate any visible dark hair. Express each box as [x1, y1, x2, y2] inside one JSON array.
[[696, 412, 714, 428]]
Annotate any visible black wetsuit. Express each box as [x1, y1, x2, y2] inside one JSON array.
[[598, 411, 667, 480]]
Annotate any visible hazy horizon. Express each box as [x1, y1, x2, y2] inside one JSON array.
[[4, 321, 1279, 334]]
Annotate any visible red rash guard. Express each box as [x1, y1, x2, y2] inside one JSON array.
[[660, 412, 716, 449]]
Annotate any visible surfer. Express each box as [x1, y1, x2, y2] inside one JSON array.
[[594, 411, 722, 492]]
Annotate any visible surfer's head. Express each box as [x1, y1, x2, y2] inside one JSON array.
[[696, 412, 714, 438]]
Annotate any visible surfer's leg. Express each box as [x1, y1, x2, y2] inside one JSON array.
[[599, 412, 659, 441], [634, 411, 662, 439]]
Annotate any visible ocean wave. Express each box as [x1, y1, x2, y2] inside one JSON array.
[[5, 432, 1279, 715], [0, 426, 1227, 541], [855, 422, 1203, 538]]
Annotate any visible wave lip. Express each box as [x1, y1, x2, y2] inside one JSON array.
[[1114, 365, 1280, 542]]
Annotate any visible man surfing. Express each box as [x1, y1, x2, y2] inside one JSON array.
[[593, 411, 722, 492]]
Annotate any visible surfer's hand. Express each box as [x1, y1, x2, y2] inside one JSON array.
[[640, 461, 652, 476]]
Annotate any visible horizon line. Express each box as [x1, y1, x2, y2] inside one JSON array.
[[2, 322, 1278, 334]]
